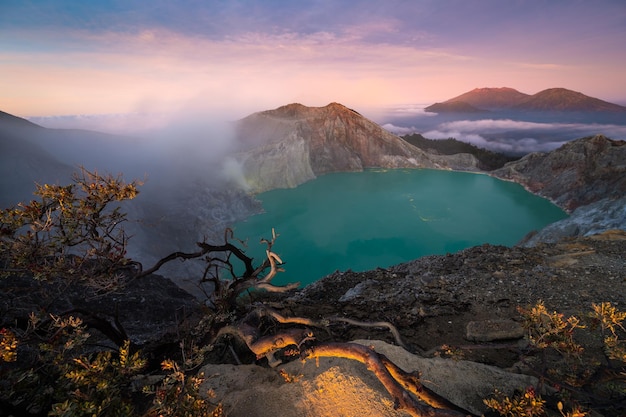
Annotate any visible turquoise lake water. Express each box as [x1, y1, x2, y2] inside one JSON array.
[[233, 169, 568, 287]]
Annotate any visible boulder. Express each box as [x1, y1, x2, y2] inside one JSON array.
[[199, 339, 538, 417]]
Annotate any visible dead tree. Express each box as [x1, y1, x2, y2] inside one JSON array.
[[135, 228, 298, 312], [136, 229, 474, 415]]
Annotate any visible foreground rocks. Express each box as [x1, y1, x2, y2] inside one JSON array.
[[2, 231, 624, 416], [281, 230, 626, 358], [200, 339, 538, 417], [0, 273, 201, 348]]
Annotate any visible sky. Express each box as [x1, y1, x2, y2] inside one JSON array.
[[1, 0, 626, 129]]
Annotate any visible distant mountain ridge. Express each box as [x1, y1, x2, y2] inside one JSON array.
[[0, 110, 43, 129], [426, 87, 626, 113], [444, 87, 530, 110]]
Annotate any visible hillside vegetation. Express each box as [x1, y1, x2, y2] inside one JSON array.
[[401, 133, 520, 171]]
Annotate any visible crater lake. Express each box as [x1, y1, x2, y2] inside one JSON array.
[[233, 169, 568, 286]]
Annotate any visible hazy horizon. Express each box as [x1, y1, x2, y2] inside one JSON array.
[[22, 100, 626, 157], [2, 1, 625, 120]]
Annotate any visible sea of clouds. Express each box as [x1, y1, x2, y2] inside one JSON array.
[[28, 104, 626, 158], [375, 105, 626, 155]]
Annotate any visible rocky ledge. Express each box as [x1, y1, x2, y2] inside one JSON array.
[[492, 134, 626, 212]]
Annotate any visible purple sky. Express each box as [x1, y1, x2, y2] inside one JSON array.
[[2, 0, 625, 126]]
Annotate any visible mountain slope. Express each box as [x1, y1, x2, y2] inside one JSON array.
[[512, 88, 626, 112], [423, 101, 488, 113], [0, 113, 73, 206], [235, 102, 475, 192], [444, 87, 529, 110], [492, 134, 626, 211], [0, 110, 43, 129]]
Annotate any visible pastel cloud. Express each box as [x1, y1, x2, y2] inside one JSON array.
[[1, 26, 479, 118], [1, 0, 625, 121]]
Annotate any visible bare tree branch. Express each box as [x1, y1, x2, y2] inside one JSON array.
[[329, 316, 408, 350]]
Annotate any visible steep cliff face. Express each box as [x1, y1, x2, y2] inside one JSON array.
[[235, 102, 475, 192], [492, 135, 626, 211]]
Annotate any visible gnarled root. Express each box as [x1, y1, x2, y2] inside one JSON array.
[[217, 324, 314, 367], [303, 342, 473, 417]]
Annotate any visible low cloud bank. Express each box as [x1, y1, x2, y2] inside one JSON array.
[[381, 123, 418, 135], [423, 119, 626, 154], [381, 110, 626, 155]]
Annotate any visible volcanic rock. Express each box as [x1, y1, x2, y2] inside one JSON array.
[[519, 196, 626, 246], [234, 102, 475, 192], [199, 339, 538, 417], [492, 134, 626, 211]]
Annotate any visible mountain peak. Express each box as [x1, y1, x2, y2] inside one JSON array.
[[469, 87, 522, 93], [235, 103, 463, 192], [262, 102, 359, 119], [445, 87, 530, 110], [513, 88, 626, 112], [431, 87, 626, 113]]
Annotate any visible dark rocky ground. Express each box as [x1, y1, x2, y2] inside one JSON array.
[[268, 230, 626, 367], [5, 229, 623, 368], [2, 229, 625, 416]]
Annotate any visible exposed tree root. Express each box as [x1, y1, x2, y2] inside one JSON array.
[[254, 306, 407, 348], [303, 342, 473, 417], [328, 316, 408, 350]]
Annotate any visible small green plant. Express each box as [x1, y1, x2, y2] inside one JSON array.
[[484, 386, 546, 417], [518, 300, 585, 359], [434, 344, 466, 360], [144, 359, 223, 417], [49, 340, 146, 417], [491, 301, 626, 416], [589, 302, 626, 362], [0, 167, 141, 289], [1, 314, 145, 416], [0, 328, 18, 363], [484, 387, 589, 417]]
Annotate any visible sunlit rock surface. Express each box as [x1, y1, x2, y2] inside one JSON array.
[[199, 339, 537, 417]]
